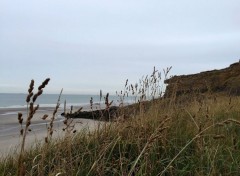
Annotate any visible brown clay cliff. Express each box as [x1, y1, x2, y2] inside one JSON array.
[[164, 61, 240, 97]]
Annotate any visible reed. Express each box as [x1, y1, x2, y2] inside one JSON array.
[[17, 78, 50, 176]]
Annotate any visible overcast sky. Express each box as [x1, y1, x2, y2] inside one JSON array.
[[0, 0, 240, 94]]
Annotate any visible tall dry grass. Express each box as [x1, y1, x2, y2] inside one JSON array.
[[1, 67, 240, 175], [17, 78, 50, 176]]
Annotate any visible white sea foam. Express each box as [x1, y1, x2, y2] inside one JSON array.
[[0, 103, 91, 109], [0, 112, 18, 116], [0, 105, 27, 109]]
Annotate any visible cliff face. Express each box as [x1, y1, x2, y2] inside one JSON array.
[[164, 62, 240, 97]]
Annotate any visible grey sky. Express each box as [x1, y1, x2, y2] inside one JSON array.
[[0, 0, 240, 94]]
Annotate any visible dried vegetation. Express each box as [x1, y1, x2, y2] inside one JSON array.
[[1, 65, 240, 175]]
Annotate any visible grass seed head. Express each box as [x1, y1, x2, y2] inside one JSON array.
[[26, 121, 31, 127], [37, 89, 43, 96], [18, 113, 23, 124], [38, 78, 50, 90], [28, 79, 34, 94], [90, 97, 93, 110], [26, 92, 33, 103], [33, 104, 39, 113], [32, 94, 38, 103], [42, 114, 48, 120]]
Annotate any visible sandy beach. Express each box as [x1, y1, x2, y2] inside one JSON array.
[[0, 106, 104, 157]]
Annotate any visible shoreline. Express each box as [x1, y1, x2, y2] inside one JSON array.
[[0, 105, 105, 157]]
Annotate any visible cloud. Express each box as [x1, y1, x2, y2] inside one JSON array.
[[0, 0, 240, 93]]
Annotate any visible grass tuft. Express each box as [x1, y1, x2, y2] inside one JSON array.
[[1, 68, 240, 175]]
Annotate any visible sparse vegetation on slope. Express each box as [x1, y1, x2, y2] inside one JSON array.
[[1, 64, 240, 175], [165, 62, 240, 96]]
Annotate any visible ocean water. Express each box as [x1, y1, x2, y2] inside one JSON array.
[[0, 93, 123, 109]]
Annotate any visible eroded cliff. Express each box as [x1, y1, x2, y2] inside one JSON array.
[[164, 62, 240, 97]]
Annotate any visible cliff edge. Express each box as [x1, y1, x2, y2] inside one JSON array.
[[164, 61, 240, 97]]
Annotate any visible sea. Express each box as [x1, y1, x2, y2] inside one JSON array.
[[0, 93, 134, 109], [0, 93, 133, 140]]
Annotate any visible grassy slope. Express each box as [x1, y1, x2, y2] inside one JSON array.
[[1, 93, 240, 176]]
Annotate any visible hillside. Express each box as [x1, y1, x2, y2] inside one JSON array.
[[164, 61, 240, 97]]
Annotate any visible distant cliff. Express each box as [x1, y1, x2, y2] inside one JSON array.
[[164, 62, 240, 97]]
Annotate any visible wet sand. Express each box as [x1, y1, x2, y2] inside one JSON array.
[[0, 106, 104, 157]]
